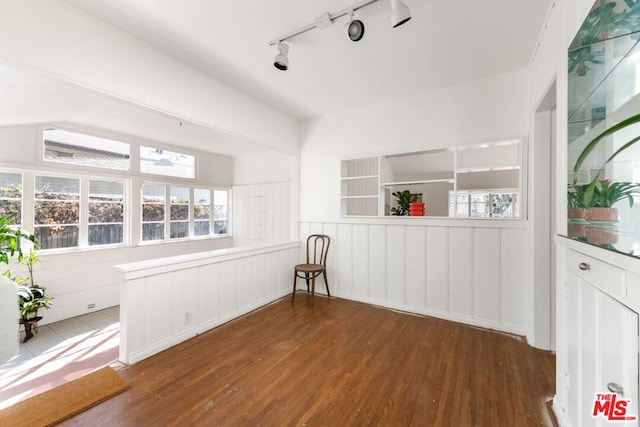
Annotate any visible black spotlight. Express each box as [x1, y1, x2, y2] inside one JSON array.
[[346, 18, 365, 42]]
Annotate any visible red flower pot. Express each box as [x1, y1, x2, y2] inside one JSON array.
[[409, 202, 425, 216]]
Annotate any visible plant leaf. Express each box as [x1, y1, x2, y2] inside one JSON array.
[[572, 113, 640, 183]]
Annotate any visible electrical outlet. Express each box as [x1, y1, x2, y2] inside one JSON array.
[[184, 311, 192, 325]]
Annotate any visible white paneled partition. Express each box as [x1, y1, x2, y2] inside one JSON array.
[[300, 220, 530, 336], [115, 242, 299, 364], [233, 182, 291, 245]]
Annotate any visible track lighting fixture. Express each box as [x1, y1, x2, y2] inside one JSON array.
[[273, 42, 289, 71], [390, 0, 411, 28], [345, 10, 365, 42], [269, 0, 412, 71]]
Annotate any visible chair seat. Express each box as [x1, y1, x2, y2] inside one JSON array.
[[295, 263, 324, 273]]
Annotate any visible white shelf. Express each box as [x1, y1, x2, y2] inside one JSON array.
[[340, 175, 378, 181], [456, 166, 520, 174], [340, 195, 378, 199], [380, 179, 454, 186]]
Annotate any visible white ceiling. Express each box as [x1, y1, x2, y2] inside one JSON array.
[[0, 1, 553, 156], [66, 0, 553, 120]]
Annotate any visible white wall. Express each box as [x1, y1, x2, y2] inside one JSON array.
[[233, 151, 293, 185], [300, 70, 530, 219], [233, 183, 291, 246], [0, 0, 299, 154]]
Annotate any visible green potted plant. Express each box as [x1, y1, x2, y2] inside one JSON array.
[[18, 287, 52, 320], [391, 190, 412, 216], [0, 216, 52, 320], [572, 112, 640, 213], [584, 180, 640, 221], [568, 184, 587, 215], [17, 248, 52, 320], [391, 191, 425, 216]]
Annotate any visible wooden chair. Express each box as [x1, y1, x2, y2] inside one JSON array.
[[292, 234, 330, 306]]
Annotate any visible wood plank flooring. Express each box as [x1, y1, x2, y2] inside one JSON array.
[[61, 295, 556, 426]]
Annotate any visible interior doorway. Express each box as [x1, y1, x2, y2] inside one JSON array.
[[532, 80, 557, 351]]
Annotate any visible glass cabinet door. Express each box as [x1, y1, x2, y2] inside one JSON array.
[[567, 0, 640, 258]]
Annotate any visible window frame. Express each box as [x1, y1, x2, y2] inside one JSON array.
[[42, 127, 131, 172], [139, 183, 232, 245], [139, 145, 196, 179]]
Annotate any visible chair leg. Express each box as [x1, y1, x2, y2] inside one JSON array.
[[304, 273, 310, 293], [291, 272, 297, 303], [311, 275, 316, 307], [323, 270, 330, 298]]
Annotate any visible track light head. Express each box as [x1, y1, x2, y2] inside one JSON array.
[[345, 10, 365, 42], [274, 43, 289, 71], [390, 0, 411, 28]]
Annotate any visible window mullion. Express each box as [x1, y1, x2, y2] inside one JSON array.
[[79, 178, 89, 247]]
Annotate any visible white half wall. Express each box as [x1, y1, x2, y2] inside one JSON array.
[[300, 219, 530, 336], [116, 242, 300, 364]]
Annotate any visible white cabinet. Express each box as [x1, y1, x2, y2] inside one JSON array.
[[556, 245, 639, 427]]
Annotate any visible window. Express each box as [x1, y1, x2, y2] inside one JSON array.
[[194, 188, 211, 236], [89, 180, 124, 246], [0, 172, 22, 225], [142, 184, 165, 241], [449, 191, 519, 218], [141, 185, 231, 242], [170, 186, 189, 239], [213, 189, 229, 235], [34, 176, 80, 249], [140, 146, 195, 179], [43, 128, 130, 170]]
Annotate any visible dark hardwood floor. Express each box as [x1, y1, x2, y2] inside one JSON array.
[[62, 294, 556, 426]]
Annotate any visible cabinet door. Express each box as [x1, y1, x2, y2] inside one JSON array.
[[597, 288, 638, 427], [566, 271, 639, 427]]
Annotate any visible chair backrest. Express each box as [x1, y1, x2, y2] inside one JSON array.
[[306, 234, 330, 266]]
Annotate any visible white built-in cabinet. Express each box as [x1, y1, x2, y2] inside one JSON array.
[[340, 139, 524, 217], [555, 239, 640, 427]]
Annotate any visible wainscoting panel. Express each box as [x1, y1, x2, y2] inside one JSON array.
[[233, 182, 291, 245], [501, 229, 529, 328], [352, 224, 370, 298], [449, 227, 474, 319], [299, 221, 530, 336], [404, 226, 426, 309], [474, 228, 501, 324], [335, 223, 353, 296], [369, 225, 387, 301], [386, 225, 407, 305], [427, 227, 449, 313]]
